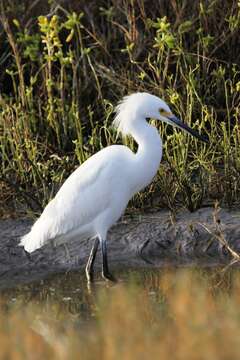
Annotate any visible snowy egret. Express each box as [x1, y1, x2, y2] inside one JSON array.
[[19, 92, 207, 282]]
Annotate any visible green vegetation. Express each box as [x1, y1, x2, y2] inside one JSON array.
[[1, 268, 240, 359], [0, 0, 240, 216]]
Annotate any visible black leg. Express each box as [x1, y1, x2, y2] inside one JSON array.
[[85, 237, 99, 282], [101, 239, 116, 282]]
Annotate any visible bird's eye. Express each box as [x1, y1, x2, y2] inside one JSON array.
[[159, 108, 165, 114]]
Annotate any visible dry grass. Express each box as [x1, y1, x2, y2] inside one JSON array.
[[1, 268, 240, 359]]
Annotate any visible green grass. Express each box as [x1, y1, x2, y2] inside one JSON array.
[[0, 0, 240, 216]]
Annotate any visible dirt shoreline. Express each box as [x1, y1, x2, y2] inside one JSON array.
[[0, 207, 240, 289]]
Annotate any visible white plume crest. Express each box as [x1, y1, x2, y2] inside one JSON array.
[[112, 94, 133, 135], [112, 92, 168, 135]]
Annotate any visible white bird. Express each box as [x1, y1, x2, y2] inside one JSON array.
[[19, 92, 207, 282]]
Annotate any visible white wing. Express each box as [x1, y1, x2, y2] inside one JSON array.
[[20, 145, 132, 252]]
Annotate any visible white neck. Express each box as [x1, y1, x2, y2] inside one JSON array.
[[128, 118, 163, 193]]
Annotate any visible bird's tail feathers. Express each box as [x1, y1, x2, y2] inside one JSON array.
[[19, 219, 51, 253], [19, 231, 44, 253]]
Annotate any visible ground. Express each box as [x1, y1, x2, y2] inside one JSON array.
[[0, 207, 240, 289]]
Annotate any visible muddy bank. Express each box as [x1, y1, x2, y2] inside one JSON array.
[[0, 207, 240, 289]]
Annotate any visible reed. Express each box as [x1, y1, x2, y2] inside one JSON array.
[[0, 0, 240, 215]]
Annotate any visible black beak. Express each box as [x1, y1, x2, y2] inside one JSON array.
[[167, 115, 209, 144]]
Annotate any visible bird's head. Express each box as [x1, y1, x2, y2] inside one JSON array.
[[113, 92, 208, 143]]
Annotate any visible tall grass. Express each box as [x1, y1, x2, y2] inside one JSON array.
[[1, 269, 240, 359], [0, 0, 240, 215]]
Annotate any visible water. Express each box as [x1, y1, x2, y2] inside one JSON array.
[[1, 266, 237, 318], [1, 249, 239, 360]]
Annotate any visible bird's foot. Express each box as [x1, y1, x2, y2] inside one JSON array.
[[102, 271, 117, 282]]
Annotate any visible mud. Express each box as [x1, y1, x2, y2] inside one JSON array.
[[0, 207, 240, 289]]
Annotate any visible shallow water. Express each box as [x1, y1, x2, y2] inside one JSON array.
[[1, 266, 240, 360], [1, 266, 238, 319]]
